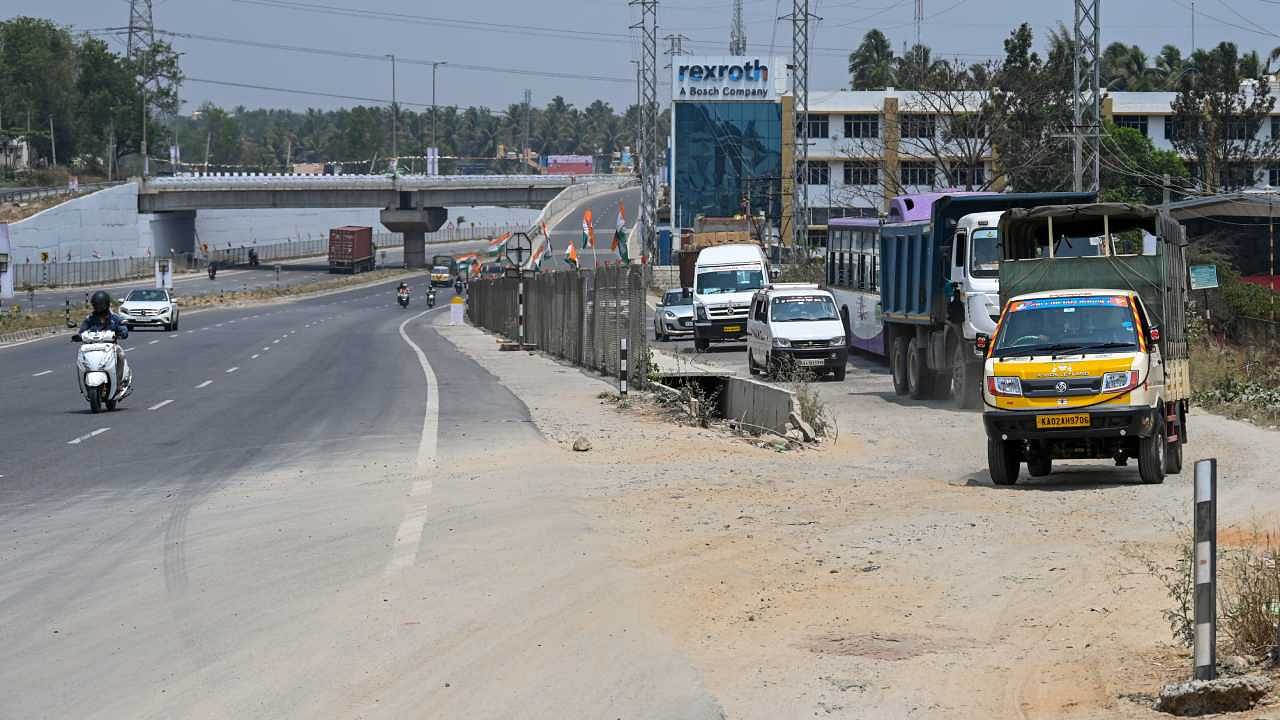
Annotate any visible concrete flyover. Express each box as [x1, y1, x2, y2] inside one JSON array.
[[137, 174, 618, 267]]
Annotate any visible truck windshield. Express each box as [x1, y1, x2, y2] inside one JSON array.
[[993, 295, 1139, 357], [771, 296, 839, 321], [970, 228, 1000, 278], [696, 269, 764, 295], [432, 266, 449, 273]]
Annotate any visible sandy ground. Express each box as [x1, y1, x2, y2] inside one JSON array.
[[444, 320, 1280, 719]]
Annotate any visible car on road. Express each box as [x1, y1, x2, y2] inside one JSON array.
[[654, 288, 694, 341], [746, 284, 848, 380], [119, 288, 180, 331]]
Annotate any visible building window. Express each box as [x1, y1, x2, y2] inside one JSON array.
[[800, 114, 829, 139], [1114, 115, 1149, 136], [900, 114, 936, 139], [949, 162, 985, 188], [1269, 165, 1280, 187], [801, 161, 829, 185], [901, 161, 935, 188], [843, 161, 878, 186], [1219, 162, 1255, 189], [844, 114, 879, 139], [1225, 119, 1256, 141], [1164, 117, 1189, 141]]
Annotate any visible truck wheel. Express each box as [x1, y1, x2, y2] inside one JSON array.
[[832, 364, 847, 381], [748, 348, 760, 375], [1164, 439, 1184, 475], [1138, 412, 1167, 484], [891, 337, 910, 396], [694, 338, 710, 352], [988, 437, 1020, 485], [946, 344, 980, 409], [1027, 454, 1052, 477], [906, 337, 929, 400]]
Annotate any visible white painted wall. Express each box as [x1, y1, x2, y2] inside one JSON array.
[[5, 181, 540, 263]]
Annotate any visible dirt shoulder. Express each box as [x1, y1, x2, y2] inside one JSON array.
[[446, 325, 1280, 718]]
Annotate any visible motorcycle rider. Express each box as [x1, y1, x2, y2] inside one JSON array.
[[79, 290, 132, 389]]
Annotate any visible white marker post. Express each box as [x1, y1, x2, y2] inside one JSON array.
[[1194, 458, 1217, 681], [619, 336, 628, 397], [518, 277, 525, 348]]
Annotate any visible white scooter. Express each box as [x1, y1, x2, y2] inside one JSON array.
[[73, 329, 133, 413]]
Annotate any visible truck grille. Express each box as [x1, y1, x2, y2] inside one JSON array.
[[1021, 377, 1101, 397], [707, 304, 749, 319]]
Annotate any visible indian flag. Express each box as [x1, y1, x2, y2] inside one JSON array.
[[540, 221, 552, 253], [582, 209, 596, 249], [529, 240, 547, 271], [486, 232, 512, 257], [611, 203, 629, 264], [564, 240, 579, 268]]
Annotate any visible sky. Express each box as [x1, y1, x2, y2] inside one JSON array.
[[8, 0, 1280, 114]]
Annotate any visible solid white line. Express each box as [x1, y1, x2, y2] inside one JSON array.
[[31, 370, 52, 377], [196, 380, 212, 389], [148, 339, 160, 345], [381, 308, 445, 577], [148, 399, 174, 411], [251, 353, 260, 359], [67, 427, 110, 445], [226, 366, 239, 374]]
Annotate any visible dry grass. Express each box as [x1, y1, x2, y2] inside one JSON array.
[[1191, 339, 1280, 427], [0, 191, 96, 223]]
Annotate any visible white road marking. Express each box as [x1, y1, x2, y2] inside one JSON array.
[[169, 334, 178, 338], [148, 399, 174, 411], [384, 307, 445, 577], [251, 353, 260, 359], [226, 366, 239, 374], [148, 340, 160, 345], [196, 380, 212, 389], [272, 339, 280, 344], [262, 346, 270, 352], [67, 427, 110, 445], [31, 370, 52, 377], [186, 329, 194, 334], [215, 323, 224, 328]]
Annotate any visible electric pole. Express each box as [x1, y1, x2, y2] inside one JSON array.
[[522, 89, 533, 170], [1072, 0, 1101, 193], [127, 0, 156, 177], [730, 0, 747, 54], [630, 0, 659, 263], [788, 0, 819, 248], [386, 54, 398, 172], [431, 61, 446, 151]]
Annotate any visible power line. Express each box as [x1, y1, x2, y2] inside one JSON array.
[[184, 76, 511, 112]]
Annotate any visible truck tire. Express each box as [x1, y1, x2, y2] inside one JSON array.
[[891, 337, 910, 396], [906, 337, 929, 400], [949, 343, 981, 410], [694, 338, 710, 352], [1138, 412, 1166, 484], [1027, 454, 1052, 477], [988, 437, 1020, 485], [1163, 404, 1184, 475]]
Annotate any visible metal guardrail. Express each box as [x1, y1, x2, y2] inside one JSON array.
[[0, 181, 124, 204], [467, 264, 649, 389]]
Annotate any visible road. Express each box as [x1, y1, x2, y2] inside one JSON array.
[[544, 186, 639, 268], [17, 240, 488, 312]]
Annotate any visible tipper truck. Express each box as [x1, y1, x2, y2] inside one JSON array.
[[328, 226, 374, 274], [981, 203, 1191, 485], [880, 192, 1093, 407]]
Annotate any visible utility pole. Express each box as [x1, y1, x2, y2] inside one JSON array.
[[630, 0, 659, 263], [203, 128, 211, 173], [730, 0, 747, 54], [49, 117, 56, 167], [1072, 0, 1101, 194], [787, 0, 820, 249], [386, 54, 398, 173], [522, 89, 532, 170], [431, 61, 447, 150], [127, 0, 156, 177]]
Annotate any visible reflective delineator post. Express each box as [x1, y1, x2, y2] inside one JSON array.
[[518, 277, 525, 348], [619, 336, 628, 397], [1194, 458, 1217, 681]]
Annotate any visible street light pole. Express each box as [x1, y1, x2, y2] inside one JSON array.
[[431, 61, 447, 150], [386, 54, 398, 173]]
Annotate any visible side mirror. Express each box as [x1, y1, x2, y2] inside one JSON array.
[[975, 333, 990, 353], [1149, 327, 1161, 343], [71, 334, 82, 343], [769, 267, 781, 280]]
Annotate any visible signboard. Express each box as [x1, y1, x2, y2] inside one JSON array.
[[154, 258, 173, 289], [672, 55, 787, 102], [504, 232, 532, 268], [0, 223, 12, 300], [1190, 264, 1219, 290], [545, 155, 594, 175]]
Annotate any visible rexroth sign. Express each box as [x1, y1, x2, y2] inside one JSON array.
[[673, 56, 787, 102]]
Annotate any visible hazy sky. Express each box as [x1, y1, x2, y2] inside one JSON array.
[[9, 0, 1280, 113]]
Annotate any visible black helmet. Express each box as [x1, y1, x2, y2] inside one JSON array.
[[90, 290, 111, 313]]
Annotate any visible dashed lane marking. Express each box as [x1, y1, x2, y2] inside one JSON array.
[[251, 353, 260, 359], [148, 399, 174, 411], [226, 366, 239, 374], [31, 370, 52, 377], [149, 340, 160, 345], [67, 427, 110, 445], [196, 380, 213, 389]]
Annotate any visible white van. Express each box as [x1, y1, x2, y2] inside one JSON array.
[[691, 244, 771, 351], [746, 284, 848, 381]]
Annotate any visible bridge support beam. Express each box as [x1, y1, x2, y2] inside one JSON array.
[[380, 207, 447, 268]]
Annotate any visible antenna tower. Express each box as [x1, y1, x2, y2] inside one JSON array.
[[730, 0, 747, 54], [630, 0, 659, 262], [1072, 0, 1101, 193], [126, 0, 156, 59], [789, 0, 818, 248]]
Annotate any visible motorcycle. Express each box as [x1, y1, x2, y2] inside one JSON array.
[[427, 288, 436, 308], [248, 250, 260, 267], [72, 329, 132, 413], [208, 263, 218, 280], [397, 288, 410, 308]]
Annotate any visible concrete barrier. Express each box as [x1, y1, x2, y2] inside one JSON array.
[[658, 372, 795, 436]]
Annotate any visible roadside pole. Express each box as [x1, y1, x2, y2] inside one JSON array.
[[518, 276, 525, 348], [619, 335, 628, 397], [503, 232, 533, 348], [1193, 458, 1217, 681]]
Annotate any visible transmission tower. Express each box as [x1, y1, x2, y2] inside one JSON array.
[[914, 0, 923, 49], [730, 0, 747, 55], [1072, 0, 1101, 193], [663, 33, 688, 67], [631, 0, 659, 263], [789, 0, 818, 248], [522, 89, 533, 169], [126, 0, 155, 59]]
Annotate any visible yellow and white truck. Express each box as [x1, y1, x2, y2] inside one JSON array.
[[980, 203, 1190, 485]]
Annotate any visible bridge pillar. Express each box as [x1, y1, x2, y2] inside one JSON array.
[[380, 207, 447, 268]]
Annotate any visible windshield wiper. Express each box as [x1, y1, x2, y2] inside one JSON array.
[[994, 342, 1080, 358], [1061, 342, 1137, 353]]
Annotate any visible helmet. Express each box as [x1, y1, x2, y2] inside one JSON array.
[[90, 290, 111, 313]]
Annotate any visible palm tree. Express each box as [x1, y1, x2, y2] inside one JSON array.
[[1102, 43, 1156, 91], [1153, 45, 1187, 89], [894, 44, 949, 89], [847, 29, 896, 89]]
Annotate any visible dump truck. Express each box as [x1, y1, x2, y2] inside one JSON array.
[[980, 203, 1190, 485], [328, 226, 374, 274]]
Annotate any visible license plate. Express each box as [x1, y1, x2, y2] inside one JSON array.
[[1036, 413, 1090, 429], [797, 359, 825, 367], [722, 325, 741, 333]]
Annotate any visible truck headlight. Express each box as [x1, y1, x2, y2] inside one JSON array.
[[695, 303, 708, 320], [1101, 370, 1139, 393], [986, 376, 1023, 396], [772, 338, 791, 347], [830, 336, 845, 346]]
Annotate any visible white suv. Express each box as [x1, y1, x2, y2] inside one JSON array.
[[746, 284, 848, 381], [119, 288, 180, 331]]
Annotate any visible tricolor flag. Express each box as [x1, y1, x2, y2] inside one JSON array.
[[611, 203, 629, 264], [540, 221, 552, 253], [564, 240, 579, 268], [582, 209, 596, 249], [529, 240, 547, 271], [486, 232, 512, 257]]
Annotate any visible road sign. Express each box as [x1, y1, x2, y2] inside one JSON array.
[[40, 251, 49, 263], [1190, 264, 1219, 290], [504, 232, 532, 269]]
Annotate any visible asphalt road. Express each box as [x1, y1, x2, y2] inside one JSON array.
[[544, 186, 639, 268]]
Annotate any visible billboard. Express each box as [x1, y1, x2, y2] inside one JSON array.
[[672, 56, 787, 102], [546, 155, 595, 175]]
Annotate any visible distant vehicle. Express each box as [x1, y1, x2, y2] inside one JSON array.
[[653, 288, 694, 341], [981, 203, 1191, 486], [478, 262, 506, 280], [746, 284, 848, 381], [691, 244, 773, 352], [119, 288, 180, 331], [430, 265, 453, 287], [431, 254, 458, 283], [329, 226, 374, 274]]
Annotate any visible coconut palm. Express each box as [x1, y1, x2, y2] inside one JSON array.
[[847, 29, 896, 90]]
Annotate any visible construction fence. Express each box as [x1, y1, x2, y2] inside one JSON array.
[[467, 264, 650, 389]]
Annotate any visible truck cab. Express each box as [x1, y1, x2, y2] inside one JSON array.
[[691, 244, 771, 351], [949, 211, 1004, 344]]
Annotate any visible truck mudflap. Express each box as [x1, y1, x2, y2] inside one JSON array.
[[983, 406, 1157, 442]]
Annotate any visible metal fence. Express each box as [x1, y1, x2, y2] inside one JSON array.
[[467, 264, 650, 389], [0, 181, 124, 204]]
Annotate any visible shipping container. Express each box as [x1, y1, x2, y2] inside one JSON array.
[[328, 226, 374, 274]]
